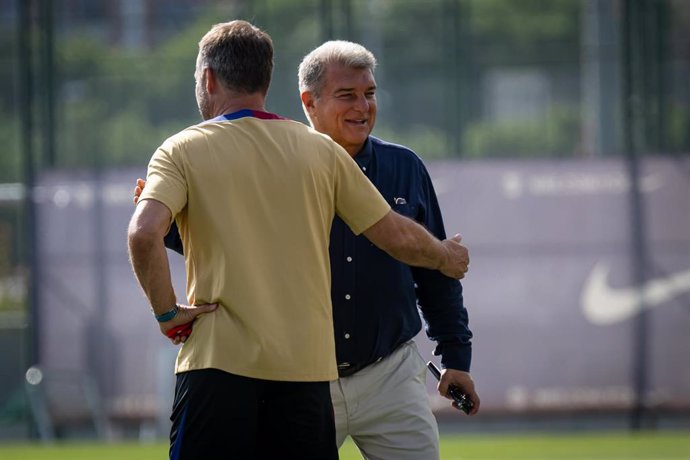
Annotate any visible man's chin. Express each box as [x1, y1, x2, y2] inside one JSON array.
[[349, 134, 370, 146], [344, 128, 371, 142]]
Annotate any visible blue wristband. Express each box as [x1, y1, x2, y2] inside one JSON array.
[[155, 304, 179, 322]]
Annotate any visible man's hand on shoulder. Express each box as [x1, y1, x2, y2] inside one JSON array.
[[439, 234, 469, 279], [133, 178, 146, 204], [438, 368, 480, 415]]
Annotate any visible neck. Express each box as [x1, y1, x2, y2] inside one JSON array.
[[345, 139, 368, 158], [345, 145, 360, 158], [212, 92, 267, 118]]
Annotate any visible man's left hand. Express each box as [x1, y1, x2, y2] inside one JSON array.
[[160, 303, 218, 345], [438, 368, 480, 415]]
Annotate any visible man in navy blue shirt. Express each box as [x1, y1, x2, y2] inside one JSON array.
[[298, 41, 479, 459]]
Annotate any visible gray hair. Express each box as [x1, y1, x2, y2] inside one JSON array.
[[298, 40, 377, 97]]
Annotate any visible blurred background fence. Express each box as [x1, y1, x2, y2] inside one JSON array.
[[0, 0, 689, 441]]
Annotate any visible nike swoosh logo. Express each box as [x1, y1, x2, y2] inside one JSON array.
[[581, 262, 690, 325]]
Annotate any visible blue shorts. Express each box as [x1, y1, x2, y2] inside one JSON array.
[[169, 368, 338, 460]]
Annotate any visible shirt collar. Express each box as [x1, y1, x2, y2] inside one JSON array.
[[352, 137, 373, 168], [203, 109, 285, 124]]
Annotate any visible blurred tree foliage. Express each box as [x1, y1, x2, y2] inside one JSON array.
[[1, 0, 688, 181], [0, 22, 20, 183], [22, 1, 322, 173], [463, 106, 581, 158], [472, 0, 581, 59], [56, 10, 211, 169], [369, 0, 583, 157]]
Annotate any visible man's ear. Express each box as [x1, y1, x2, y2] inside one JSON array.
[[204, 67, 216, 94], [301, 91, 316, 115]]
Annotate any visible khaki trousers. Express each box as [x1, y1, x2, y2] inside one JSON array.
[[330, 341, 440, 460]]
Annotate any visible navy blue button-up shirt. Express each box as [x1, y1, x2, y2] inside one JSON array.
[[162, 135, 472, 372], [331, 136, 472, 372]]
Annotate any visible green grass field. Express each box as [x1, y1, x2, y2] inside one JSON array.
[[0, 431, 688, 459]]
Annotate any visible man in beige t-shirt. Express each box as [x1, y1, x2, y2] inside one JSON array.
[[128, 20, 468, 460]]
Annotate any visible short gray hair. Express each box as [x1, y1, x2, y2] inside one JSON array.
[[298, 40, 377, 97]]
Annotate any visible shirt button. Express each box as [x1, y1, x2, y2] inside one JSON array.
[[346, 256, 353, 262], [362, 166, 367, 171], [345, 294, 351, 300], [344, 333, 351, 339]]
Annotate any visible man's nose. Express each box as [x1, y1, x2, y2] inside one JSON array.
[[353, 94, 369, 111]]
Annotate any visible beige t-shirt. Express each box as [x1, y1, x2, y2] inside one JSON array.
[[139, 113, 391, 381]]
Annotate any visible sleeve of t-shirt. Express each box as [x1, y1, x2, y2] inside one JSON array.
[[138, 140, 188, 223], [332, 144, 391, 235]]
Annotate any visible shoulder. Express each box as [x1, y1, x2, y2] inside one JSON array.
[[158, 123, 210, 152], [290, 123, 352, 159], [305, 123, 342, 145], [167, 119, 335, 148], [371, 136, 423, 161], [370, 136, 427, 170], [268, 119, 342, 149]]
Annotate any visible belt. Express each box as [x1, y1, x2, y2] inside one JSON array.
[[337, 356, 383, 378]]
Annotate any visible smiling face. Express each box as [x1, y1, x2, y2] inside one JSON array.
[[303, 64, 377, 157]]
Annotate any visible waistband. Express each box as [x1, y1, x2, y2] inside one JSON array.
[[337, 341, 412, 378], [337, 361, 374, 378]]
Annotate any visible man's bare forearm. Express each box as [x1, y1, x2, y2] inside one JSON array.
[[128, 201, 177, 314], [375, 215, 445, 268], [363, 211, 468, 279]]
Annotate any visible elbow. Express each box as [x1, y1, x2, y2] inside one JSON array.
[[127, 221, 160, 255]]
